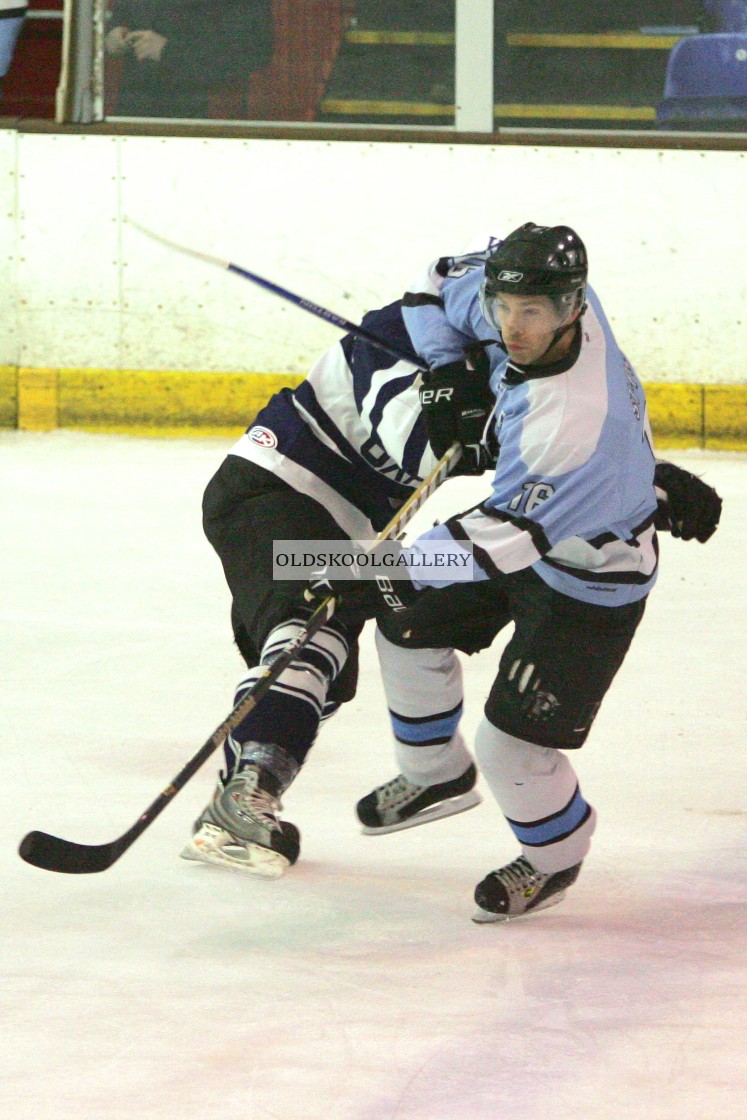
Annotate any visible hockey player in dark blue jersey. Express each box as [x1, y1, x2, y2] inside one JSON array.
[[180, 298, 469, 877], [182, 223, 721, 892], [313, 222, 723, 921]]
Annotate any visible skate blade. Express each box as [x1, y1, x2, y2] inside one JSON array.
[[180, 828, 289, 880], [361, 790, 482, 835], [471, 889, 566, 924]]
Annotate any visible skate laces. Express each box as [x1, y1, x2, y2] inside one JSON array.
[[229, 772, 282, 830], [378, 773, 421, 806], [494, 856, 543, 890]]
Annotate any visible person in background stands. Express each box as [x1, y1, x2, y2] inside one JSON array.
[[105, 0, 273, 118]]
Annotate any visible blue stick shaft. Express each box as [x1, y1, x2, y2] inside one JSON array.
[[127, 221, 428, 373], [226, 262, 427, 372]]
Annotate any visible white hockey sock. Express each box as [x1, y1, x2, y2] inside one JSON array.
[[474, 717, 596, 873], [376, 628, 473, 785], [395, 732, 474, 787]]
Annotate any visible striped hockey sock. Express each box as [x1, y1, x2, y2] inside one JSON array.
[[224, 616, 351, 772]]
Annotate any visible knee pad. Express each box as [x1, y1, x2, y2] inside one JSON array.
[[375, 628, 463, 718], [474, 717, 596, 873], [475, 718, 561, 786]]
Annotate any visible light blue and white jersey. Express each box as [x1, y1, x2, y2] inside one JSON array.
[[402, 237, 660, 607], [228, 301, 437, 540]]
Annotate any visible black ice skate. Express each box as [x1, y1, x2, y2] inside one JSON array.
[[180, 764, 300, 879], [356, 763, 481, 835], [472, 856, 582, 923]]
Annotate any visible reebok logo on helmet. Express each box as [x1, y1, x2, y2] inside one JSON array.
[[497, 270, 524, 283]]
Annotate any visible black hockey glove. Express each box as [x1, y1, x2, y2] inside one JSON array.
[[303, 541, 418, 626], [419, 349, 496, 476], [653, 461, 723, 542]]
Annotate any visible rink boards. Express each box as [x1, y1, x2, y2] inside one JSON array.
[[0, 129, 744, 445]]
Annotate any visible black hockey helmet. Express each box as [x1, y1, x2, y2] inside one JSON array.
[[479, 223, 588, 330]]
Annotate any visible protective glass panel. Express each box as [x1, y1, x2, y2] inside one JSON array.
[[98, 0, 747, 135], [102, 1, 457, 125], [493, 1, 747, 134]]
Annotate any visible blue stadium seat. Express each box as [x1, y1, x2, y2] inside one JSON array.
[[656, 33, 747, 128], [703, 1, 747, 32]]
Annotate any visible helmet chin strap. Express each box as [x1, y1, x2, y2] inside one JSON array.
[[537, 318, 576, 363], [493, 297, 586, 367], [499, 317, 575, 367], [526, 300, 585, 367]]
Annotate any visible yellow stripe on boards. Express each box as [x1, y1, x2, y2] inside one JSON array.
[[3, 368, 746, 449], [18, 368, 58, 431], [646, 383, 704, 448], [57, 369, 303, 430], [0, 365, 18, 427], [704, 384, 747, 450]]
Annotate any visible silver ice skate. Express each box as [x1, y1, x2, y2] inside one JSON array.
[[180, 764, 300, 879], [356, 763, 481, 835]]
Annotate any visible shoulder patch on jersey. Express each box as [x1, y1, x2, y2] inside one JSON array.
[[247, 425, 278, 449]]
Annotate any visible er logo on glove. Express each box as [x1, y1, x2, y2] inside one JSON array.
[[419, 352, 497, 476]]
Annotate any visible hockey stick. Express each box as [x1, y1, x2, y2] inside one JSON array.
[[127, 220, 429, 373], [18, 443, 461, 874]]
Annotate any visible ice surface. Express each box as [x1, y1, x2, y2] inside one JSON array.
[[1, 432, 745, 1120]]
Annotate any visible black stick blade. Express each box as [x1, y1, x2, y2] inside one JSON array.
[[18, 831, 122, 874]]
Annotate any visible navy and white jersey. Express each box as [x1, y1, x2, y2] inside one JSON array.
[[229, 301, 437, 540], [402, 236, 660, 607]]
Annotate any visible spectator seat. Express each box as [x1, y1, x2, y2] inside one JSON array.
[[656, 32, 747, 128]]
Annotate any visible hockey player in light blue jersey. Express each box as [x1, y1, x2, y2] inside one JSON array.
[[318, 222, 722, 921], [184, 220, 722, 898], [402, 224, 660, 609]]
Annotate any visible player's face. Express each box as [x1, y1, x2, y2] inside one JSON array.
[[492, 293, 569, 365]]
